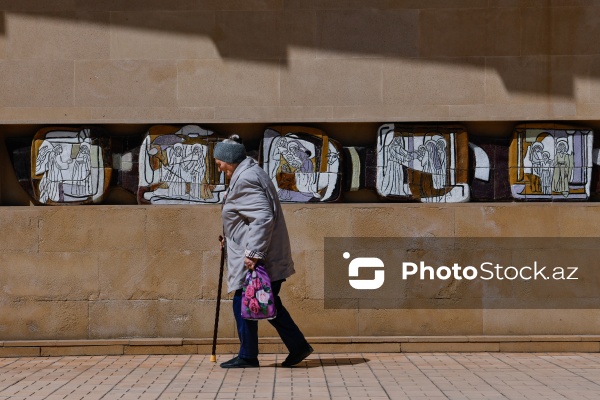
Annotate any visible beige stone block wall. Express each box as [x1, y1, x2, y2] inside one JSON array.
[[0, 2, 596, 123], [1, 1, 600, 342], [0, 203, 598, 340], [74, 61, 178, 108], [7, 11, 110, 60], [0, 300, 88, 340], [0, 60, 74, 107]]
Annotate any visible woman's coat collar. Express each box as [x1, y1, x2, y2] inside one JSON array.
[[228, 157, 256, 192]]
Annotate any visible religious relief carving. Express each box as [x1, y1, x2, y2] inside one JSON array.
[[509, 124, 593, 201], [376, 124, 470, 203], [260, 126, 342, 203], [31, 127, 111, 205], [5, 122, 600, 205], [137, 125, 225, 205]]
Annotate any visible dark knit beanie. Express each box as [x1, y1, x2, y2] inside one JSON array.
[[214, 139, 246, 164]]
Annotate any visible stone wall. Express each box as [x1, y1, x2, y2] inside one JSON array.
[[0, 2, 597, 124], [2, 203, 600, 340], [1, 2, 600, 343]]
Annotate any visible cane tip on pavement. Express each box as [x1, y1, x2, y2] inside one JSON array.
[[210, 355, 217, 362]]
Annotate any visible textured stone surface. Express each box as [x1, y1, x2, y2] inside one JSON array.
[[356, 310, 483, 336], [89, 107, 214, 122], [0, 204, 598, 340], [88, 300, 161, 338], [318, 9, 418, 58], [75, 60, 178, 107], [2, 1, 600, 341], [454, 204, 561, 237], [41, 345, 123, 356], [483, 309, 600, 335], [281, 58, 382, 107], [0, 3, 594, 121], [39, 207, 146, 252], [177, 59, 279, 107], [7, 11, 110, 60], [110, 11, 218, 60], [382, 58, 486, 106], [214, 106, 333, 121], [498, 342, 600, 352], [0, 209, 40, 251], [0, 252, 98, 300], [0, 60, 74, 107], [0, 301, 88, 340], [123, 345, 196, 355], [0, 347, 41, 357], [401, 342, 499, 352], [485, 56, 550, 104], [0, 107, 92, 123], [285, 300, 359, 337], [419, 8, 520, 57], [145, 206, 222, 251]]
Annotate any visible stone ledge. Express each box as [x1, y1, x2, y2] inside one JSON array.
[[4, 339, 130, 347], [1, 336, 599, 357], [468, 335, 531, 342], [128, 338, 183, 346], [499, 342, 600, 352], [41, 345, 124, 357], [0, 347, 41, 357], [402, 342, 500, 352], [124, 345, 196, 355]]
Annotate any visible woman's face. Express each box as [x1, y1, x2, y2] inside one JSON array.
[[215, 159, 238, 179]]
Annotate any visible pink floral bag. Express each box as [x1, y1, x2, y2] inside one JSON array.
[[241, 263, 277, 320]]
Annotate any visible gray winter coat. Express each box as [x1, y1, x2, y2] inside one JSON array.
[[222, 157, 295, 292]]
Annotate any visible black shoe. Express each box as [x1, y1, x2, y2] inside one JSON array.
[[220, 356, 259, 368], [282, 344, 314, 367]]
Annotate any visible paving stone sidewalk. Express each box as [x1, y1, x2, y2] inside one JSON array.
[[1, 353, 600, 399]]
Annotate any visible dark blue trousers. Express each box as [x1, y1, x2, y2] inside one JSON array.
[[233, 279, 308, 359]]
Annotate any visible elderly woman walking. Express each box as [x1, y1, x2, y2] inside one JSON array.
[[214, 135, 313, 369]]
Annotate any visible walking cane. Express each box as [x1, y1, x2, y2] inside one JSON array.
[[210, 235, 225, 363]]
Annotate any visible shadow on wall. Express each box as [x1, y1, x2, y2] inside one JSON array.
[[0, 2, 597, 98]]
